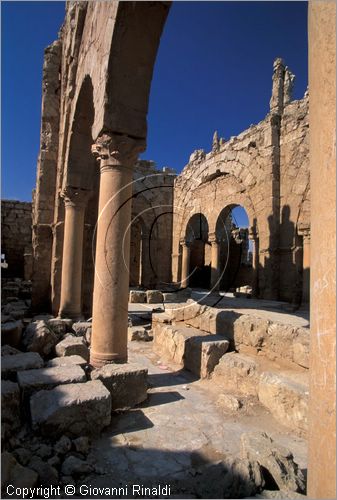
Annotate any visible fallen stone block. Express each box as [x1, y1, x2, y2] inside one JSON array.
[[91, 363, 148, 410], [212, 352, 259, 396], [61, 455, 94, 476], [258, 371, 308, 434], [47, 355, 87, 368], [129, 290, 147, 303], [17, 365, 86, 396], [128, 326, 152, 342], [1, 381, 21, 439], [28, 456, 58, 486], [240, 431, 305, 493], [55, 335, 89, 361], [72, 321, 92, 338], [184, 335, 230, 378], [1, 345, 21, 356], [292, 327, 310, 369], [1, 452, 38, 491], [1, 352, 44, 379], [1, 320, 23, 348], [217, 393, 242, 412], [47, 318, 69, 337], [146, 290, 163, 303], [22, 320, 57, 357], [30, 380, 111, 437]]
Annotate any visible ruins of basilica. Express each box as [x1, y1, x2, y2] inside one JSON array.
[[1, 1, 335, 499]]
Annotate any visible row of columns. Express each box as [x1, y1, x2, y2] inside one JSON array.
[[59, 133, 144, 367]]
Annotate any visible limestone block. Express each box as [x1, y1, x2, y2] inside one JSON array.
[[91, 363, 148, 410], [129, 290, 146, 303], [234, 315, 269, 351], [128, 326, 152, 342], [153, 323, 206, 365], [47, 318, 69, 337], [258, 372, 308, 434], [47, 355, 87, 368], [212, 352, 259, 396], [1, 452, 38, 490], [262, 323, 296, 363], [22, 320, 57, 357], [61, 455, 94, 476], [240, 431, 305, 493], [28, 456, 58, 486], [184, 335, 230, 378], [217, 393, 242, 412], [17, 365, 86, 395], [30, 380, 111, 437], [146, 290, 163, 303], [1, 345, 21, 356], [1, 381, 21, 438], [1, 352, 44, 379], [72, 321, 92, 338], [1, 321, 23, 348], [55, 336, 89, 361]]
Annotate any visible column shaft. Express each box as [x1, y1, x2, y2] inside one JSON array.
[[181, 242, 190, 288], [58, 189, 88, 319], [210, 240, 220, 291]]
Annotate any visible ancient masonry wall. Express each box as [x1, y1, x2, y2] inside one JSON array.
[[1, 200, 33, 279]]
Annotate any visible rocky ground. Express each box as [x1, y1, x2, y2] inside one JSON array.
[[1, 279, 307, 499]]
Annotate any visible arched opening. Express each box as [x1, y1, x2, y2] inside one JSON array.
[[215, 205, 254, 294], [185, 213, 210, 288]]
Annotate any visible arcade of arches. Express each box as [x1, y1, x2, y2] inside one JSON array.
[[1, 2, 334, 499]]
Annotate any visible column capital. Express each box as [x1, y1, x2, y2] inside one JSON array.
[[298, 225, 311, 241], [179, 238, 190, 248], [92, 133, 146, 172], [248, 225, 259, 240], [61, 186, 91, 209], [208, 232, 219, 244]]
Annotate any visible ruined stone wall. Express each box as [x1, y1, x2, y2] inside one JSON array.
[[172, 60, 309, 303], [1, 200, 32, 279]]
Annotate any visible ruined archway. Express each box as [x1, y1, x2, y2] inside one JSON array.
[[185, 213, 210, 288]]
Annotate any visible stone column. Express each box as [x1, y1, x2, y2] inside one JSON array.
[[308, 2, 336, 498], [58, 187, 90, 319], [90, 134, 145, 367], [248, 225, 259, 297], [209, 233, 220, 291], [180, 239, 190, 288], [298, 226, 310, 303]]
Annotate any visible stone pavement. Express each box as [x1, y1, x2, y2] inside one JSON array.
[[80, 339, 307, 498]]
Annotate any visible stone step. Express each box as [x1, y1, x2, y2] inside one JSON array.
[[30, 379, 111, 437], [91, 363, 148, 411], [212, 351, 309, 435], [258, 371, 309, 435], [153, 322, 230, 378], [17, 365, 86, 397], [1, 352, 44, 380]]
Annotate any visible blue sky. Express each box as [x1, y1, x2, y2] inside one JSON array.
[[2, 0, 308, 217]]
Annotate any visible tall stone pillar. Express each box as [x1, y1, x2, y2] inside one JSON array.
[[180, 239, 190, 288], [248, 225, 259, 297], [209, 233, 220, 291], [90, 134, 145, 367], [58, 187, 90, 319], [308, 2, 336, 498]]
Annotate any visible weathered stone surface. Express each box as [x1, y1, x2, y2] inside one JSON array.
[[128, 326, 152, 342], [54, 435, 71, 455], [22, 320, 57, 356], [1, 352, 44, 379], [217, 393, 242, 412], [72, 321, 92, 338], [28, 456, 58, 486], [73, 436, 90, 454], [91, 363, 148, 410], [30, 380, 111, 436], [1, 381, 21, 438], [47, 355, 87, 368], [184, 335, 230, 378], [47, 318, 68, 336], [61, 455, 94, 476], [212, 352, 260, 396], [1, 344, 21, 356], [129, 290, 147, 303], [146, 290, 163, 303], [258, 372, 308, 434], [13, 448, 32, 466], [1, 452, 38, 490], [240, 431, 305, 493], [17, 365, 86, 394], [1, 320, 23, 347], [55, 335, 89, 361]]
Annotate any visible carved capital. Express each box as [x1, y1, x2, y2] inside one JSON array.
[[248, 225, 258, 240], [92, 133, 146, 172], [179, 238, 190, 248], [208, 232, 219, 244], [298, 225, 311, 241], [61, 186, 91, 209]]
